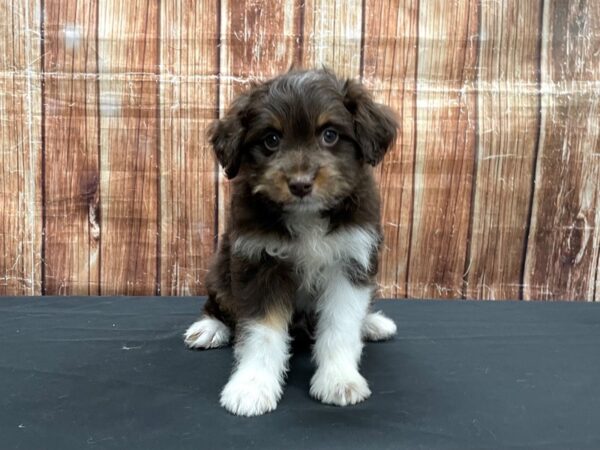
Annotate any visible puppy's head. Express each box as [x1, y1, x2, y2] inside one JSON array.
[[210, 69, 397, 212]]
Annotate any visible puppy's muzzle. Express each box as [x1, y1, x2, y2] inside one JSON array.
[[288, 174, 314, 198]]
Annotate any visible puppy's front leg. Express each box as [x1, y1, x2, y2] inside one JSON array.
[[220, 301, 293, 416], [310, 270, 372, 406]]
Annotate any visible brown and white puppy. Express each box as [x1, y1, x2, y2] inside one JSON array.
[[184, 69, 398, 416]]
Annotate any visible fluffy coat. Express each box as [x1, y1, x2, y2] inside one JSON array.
[[184, 69, 399, 416]]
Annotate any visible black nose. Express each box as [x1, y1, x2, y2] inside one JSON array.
[[288, 179, 313, 198]]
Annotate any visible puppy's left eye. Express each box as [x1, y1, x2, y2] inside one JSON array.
[[321, 128, 339, 146], [263, 132, 281, 152]]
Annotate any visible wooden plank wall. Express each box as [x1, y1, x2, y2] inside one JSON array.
[[0, 0, 598, 300], [409, 0, 478, 299], [159, 0, 219, 295], [43, 0, 99, 294], [467, 1, 542, 300], [0, 0, 42, 295], [524, 0, 600, 301]]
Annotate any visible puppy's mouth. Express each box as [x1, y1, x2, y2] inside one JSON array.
[[283, 195, 324, 213], [252, 180, 327, 211]]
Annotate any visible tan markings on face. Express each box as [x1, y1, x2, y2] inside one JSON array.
[[254, 164, 294, 204], [271, 116, 282, 131], [316, 112, 334, 129], [253, 148, 354, 206], [312, 155, 352, 204]]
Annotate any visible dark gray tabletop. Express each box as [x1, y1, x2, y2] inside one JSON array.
[[1, 297, 599, 449]]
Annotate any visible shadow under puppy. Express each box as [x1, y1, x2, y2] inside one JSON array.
[[184, 69, 399, 416]]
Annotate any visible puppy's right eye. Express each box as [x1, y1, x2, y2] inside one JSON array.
[[321, 128, 339, 147], [263, 133, 281, 152]]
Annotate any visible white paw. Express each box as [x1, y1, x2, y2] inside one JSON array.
[[310, 368, 371, 406], [362, 311, 397, 342], [184, 316, 231, 349], [220, 370, 282, 417]]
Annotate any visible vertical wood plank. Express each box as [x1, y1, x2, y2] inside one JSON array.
[[0, 0, 42, 295], [43, 0, 100, 295], [98, 0, 159, 295], [159, 0, 219, 295], [362, 0, 418, 298], [218, 0, 302, 234], [408, 0, 479, 299], [594, 248, 600, 302], [464, 1, 542, 300], [524, 0, 600, 301], [302, 0, 362, 77]]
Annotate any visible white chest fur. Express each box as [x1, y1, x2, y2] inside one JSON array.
[[232, 215, 379, 291]]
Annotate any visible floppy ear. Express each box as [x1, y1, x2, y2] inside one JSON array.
[[343, 79, 398, 166], [208, 92, 250, 179]]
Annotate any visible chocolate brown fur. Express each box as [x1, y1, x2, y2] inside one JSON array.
[[204, 69, 397, 329]]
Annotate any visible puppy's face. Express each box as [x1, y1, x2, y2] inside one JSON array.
[[210, 70, 397, 212]]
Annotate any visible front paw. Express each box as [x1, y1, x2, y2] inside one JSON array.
[[310, 367, 371, 406], [184, 316, 231, 349], [220, 370, 282, 417], [362, 311, 397, 342]]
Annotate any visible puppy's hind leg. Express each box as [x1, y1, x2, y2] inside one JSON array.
[[184, 296, 231, 349], [362, 311, 397, 342]]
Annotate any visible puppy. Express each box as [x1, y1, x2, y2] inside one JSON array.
[[184, 69, 398, 416]]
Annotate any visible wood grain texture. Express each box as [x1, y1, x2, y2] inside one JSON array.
[[97, 0, 159, 295], [594, 243, 600, 302], [159, 0, 219, 295], [362, 0, 418, 298], [464, 1, 542, 300], [408, 0, 479, 299], [0, 0, 42, 295], [43, 0, 100, 294], [524, 0, 600, 301], [302, 0, 362, 77], [217, 0, 302, 234], [0, 0, 599, 300]]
